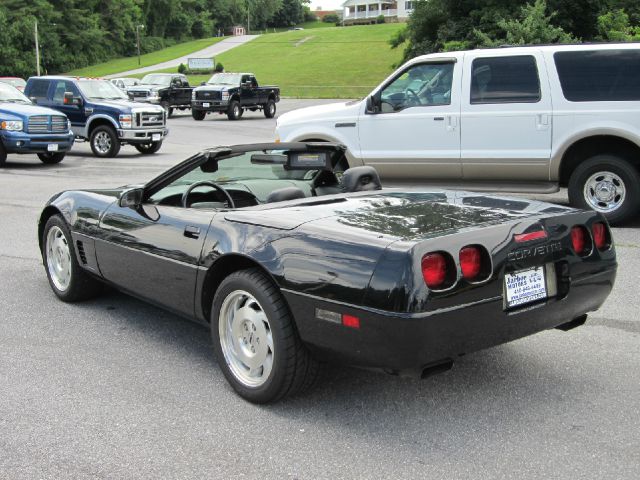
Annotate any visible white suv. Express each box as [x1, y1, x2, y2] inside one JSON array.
[[275, 43, 640, 224]]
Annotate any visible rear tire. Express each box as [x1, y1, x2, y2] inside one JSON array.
[[192, 109, 206, 121], [37, 152, 66, 164], [134, 141, 162, 154], [227, 100, 241, 120], [568, 154, 640, 225], [211, 268, 321, 403], [0, 141, 7, 166], [90, 125, 120, 158], [42, 215, 103, 302], [264, 99, 276, 118]]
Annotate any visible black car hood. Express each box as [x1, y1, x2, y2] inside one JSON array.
[[225, 190, 574, 240]]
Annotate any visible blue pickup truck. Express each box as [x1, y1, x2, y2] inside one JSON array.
[[24, 76, 168, 158], [0, 82, 74, 166]]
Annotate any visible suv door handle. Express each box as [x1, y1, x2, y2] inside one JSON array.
[[184, 225, 200, 239]]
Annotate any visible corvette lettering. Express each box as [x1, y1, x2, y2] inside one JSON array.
[[507, 241, 562, 261]]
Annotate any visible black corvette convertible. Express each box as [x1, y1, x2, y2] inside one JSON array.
[[39, 142, 617, 403]]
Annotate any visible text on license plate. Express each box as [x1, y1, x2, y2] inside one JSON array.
[[47, 144, 59, 152], [203, 102, 210, 107], [504, 266, 547, 308], [152, 134, 161, 141]]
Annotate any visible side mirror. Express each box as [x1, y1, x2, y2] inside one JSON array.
[[241, 81, 252, 89], [365, 95, 376, 114], [63, 92, 83, 106], [200, 81, 206, 86], [29, 96, 38, 104], [118, 188, 144, 208]]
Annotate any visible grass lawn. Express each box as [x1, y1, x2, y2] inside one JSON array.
[[141, 24, 406, 98], [67, 37, 226, 77]]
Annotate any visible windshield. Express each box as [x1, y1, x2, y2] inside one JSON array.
[[207, 73, 242, 86], [140, 74, 172, 86], [0, 83, 32, 104], [0, 78, 26, 89], [78, 80, 128, 100]]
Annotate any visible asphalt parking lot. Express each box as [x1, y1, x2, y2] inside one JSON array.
[[1, 99, 638, 479]]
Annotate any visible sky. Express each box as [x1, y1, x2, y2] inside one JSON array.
[[309, 0, 344, 11]]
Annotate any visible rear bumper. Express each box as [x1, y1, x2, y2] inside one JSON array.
[[283, 266, 616, 373], [1, 131, 74, 154]]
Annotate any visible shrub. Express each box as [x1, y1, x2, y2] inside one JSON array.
[[376, 15, 385, 24], [178, 63, 187, 74], [323, 13, 340, 23], [214, 61, 224, 72]]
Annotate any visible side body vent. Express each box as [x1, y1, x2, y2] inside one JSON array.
[[76, 240, 87, 265]]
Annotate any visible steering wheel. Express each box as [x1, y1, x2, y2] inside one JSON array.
[[405, 88, 420, 106], [181, 180, 236, 208]]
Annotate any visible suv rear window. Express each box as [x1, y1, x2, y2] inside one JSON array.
[[27, 79, 50, 100], [554, 49, 640, 102], [470, 55, 541, 104]]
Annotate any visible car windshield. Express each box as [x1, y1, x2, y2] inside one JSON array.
[[140, 74, 172, 86], [78, 80, 128, 100], [207, 73, 242, 86], [0, 78, 26, 88], [122, 78, 138, 86], [0, 83, 31, 104]]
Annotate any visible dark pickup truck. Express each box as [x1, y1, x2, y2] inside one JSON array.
[[191, 73, 280, 120], [126, 73, 192, 117]]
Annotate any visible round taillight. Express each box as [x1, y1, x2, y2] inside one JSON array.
[[459, 246, 482, 280], [592, 222, 609, 250], [571, 225, 589, 256], [422, 253, 447, 289]]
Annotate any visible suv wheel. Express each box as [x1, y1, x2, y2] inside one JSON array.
[[568, 154, 640, 225], [134, 141, 162, 154], [264, 99, 276, 118], [0, 141, 7, 166], [37, 152, 66, 164], [90, 125, 121, 158], [192, 109, 206, 121], [227, 100, 241, 121]]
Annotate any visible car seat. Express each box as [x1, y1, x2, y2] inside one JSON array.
[[266, 186, 306, 203], [340, 166, 382, 192]]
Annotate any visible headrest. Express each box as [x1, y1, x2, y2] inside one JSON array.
[[340, 166, 382, 192], [266, 186, 306, 203]]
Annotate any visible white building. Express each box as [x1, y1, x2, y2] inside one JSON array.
[[342, 0, 415, 24]]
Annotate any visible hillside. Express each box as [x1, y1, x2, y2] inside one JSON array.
[[146, 24, 406, 98]]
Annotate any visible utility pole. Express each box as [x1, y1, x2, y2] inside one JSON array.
[[136, 25, 144, 65], [34, 19, 40, 76]]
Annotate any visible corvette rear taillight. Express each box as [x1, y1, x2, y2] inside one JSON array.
[[459, 246, 482, 280], [571, 225, 590, 256], [422, 253, 448, 289], [592, 222, 610, 250]]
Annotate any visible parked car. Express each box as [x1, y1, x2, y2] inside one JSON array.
[[110, 77, 140, 91], [25, 76, 168, 158], [276, 43, 640, 224], [0, 82, 74, 166], [38, 142, 616, 403], [126, 73, 192, 117], [191, 72, 280, 121], [0, 77, 27, 92]]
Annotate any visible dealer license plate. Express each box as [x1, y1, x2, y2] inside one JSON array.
[[47, 144, 59, 152], [152, 134, 161, 141], [504, 266, 547, 309], [203, 102, 210, 107]]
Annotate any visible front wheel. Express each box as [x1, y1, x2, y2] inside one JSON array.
[[134, 141, 162, 155], [42, 215, 103, 302], [227, 100, 242, 120], [90, 125, 121, 158], [211, 268, 321, 403], [38, 152, 66, 164], [264, 99, 276, 118], [192, 109, 206, 121], [568, 154, 640, 225], [161, 101, 173, 118], [0, 141, 7, 166]]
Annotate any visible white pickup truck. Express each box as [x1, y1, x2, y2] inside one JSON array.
[[275, 43, 640, 224]]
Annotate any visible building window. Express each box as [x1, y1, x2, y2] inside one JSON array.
[[405, 1, 415, 10]]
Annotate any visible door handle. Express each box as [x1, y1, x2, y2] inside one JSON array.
[[446, 115, 458, 131], [184, 225, 200, 239]]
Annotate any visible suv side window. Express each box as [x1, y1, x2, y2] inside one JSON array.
[[379, 62, 454, 113], [554, 49, 640, 102], [470, 56, 541, 104], [52, 80, 80, 103], [27, 79, 50, 101]]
